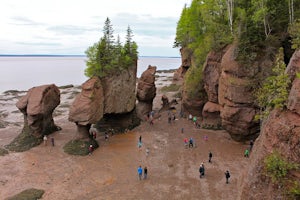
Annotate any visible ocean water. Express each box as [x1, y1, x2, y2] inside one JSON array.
[[0, 56, 181, 93]]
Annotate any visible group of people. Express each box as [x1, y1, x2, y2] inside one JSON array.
[[198, 152, 231, 184], [137, 166, 148, 180]]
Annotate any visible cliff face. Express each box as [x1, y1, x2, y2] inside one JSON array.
[[180, 44, 275, 141], [218, 44, 267, 141], [238, 50, 300, 200], [173, 47, 192, 81], [102, 65, 137, 114]]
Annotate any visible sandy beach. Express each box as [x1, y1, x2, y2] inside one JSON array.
[[0, 72, 249, 200]]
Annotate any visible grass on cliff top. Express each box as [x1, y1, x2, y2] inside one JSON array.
[[5, 125, 42, 152], [0, 147, 8, 156], [7, 188, 45, 200], [161, 84, 181, 93], [63, 138, 99, 156]]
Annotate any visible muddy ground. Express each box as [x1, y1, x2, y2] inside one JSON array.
[[0, 73, 250, 200]]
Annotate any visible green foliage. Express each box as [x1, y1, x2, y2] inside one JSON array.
[[161, 84, 181, 92], [85, 18, 138, 78], [184, 65, 204, 99], [7, 188, 45, 200], [289, 19, 300, 49], [255, 48, 291, 119], [264, 151, 297, 183], [0, 147, 8, 156], [175, 0, 233, 69]]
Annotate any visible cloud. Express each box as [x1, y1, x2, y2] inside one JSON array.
[[47, 25, 98, 35], [0, 0, 189, 56]]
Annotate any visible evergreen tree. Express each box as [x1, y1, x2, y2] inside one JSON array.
[[85, 18, 138, 78]]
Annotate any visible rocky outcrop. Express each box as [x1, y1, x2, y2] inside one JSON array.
[[239, 50, 300, 200], [202, 48, 227, 127], [136, 65, 156, 120], [16, 84, 60, 138], [102, 66, 137, 114], [238, 109, 300, 200], [69, 64, 139, 136], [217, 44, 274, 141], [69, 77, 104, 138], [173, 47, 192, 81], [285, 49, 300, 81], [288, 78, 300, 115]]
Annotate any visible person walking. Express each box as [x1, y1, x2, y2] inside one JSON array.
[[43, 135, 48, 146], [189, 138, 194, 148], [208, 151, 213, 163], [225, 170, 231, 184], [146, 148, 150, 156], [51, 136, 55, 146], [199, 163, 205, 178], [139, 135, 142, 143], [244, 149, 249, 158], [144, 167, 148, 179], [138, 166, 143, 180], [184, 138, 188, 148]]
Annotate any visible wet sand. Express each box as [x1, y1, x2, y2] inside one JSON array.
[[0, 76, 249, 199]]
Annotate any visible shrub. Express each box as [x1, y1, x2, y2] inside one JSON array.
[[0, 147, 8, 156], [264, 151, 298, 183]]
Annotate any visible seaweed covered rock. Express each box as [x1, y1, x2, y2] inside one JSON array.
[[8, 84, 60, 151]]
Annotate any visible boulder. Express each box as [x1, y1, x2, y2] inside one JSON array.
[[16, 84, 60, 137], [136, 65, 156, 120]]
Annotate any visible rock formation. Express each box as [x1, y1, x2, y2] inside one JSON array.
[[238, 49, 300, 200], [202, 49, 227, 128], [173, 47, 192, 81], [69, 64, 139, 136], [14, 84, 60, 140], [136, 65, 157, 120], [69, 77, 104, 138]]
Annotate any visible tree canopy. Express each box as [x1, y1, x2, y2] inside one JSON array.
[[85, 18, 138, 78]]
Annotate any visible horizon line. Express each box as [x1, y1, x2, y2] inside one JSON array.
[[0, 54, 181, 58]]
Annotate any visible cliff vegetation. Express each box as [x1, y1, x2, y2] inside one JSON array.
[[85, 17, 138, 78]]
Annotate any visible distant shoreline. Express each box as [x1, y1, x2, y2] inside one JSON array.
[[0, 55, 180, 59]]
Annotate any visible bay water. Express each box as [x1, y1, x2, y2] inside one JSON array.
[[0, 56, 181, 93]]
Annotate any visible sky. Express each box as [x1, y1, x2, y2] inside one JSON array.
[[0, 0, 191, 57]]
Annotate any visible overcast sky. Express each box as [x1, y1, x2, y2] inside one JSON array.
[[0, 0, 191, 57]]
